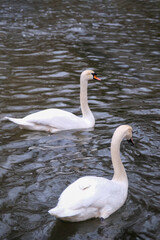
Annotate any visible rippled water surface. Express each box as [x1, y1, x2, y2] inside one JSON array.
[[0, 0, 160, 239]]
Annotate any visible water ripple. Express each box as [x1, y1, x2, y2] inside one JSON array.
[[0, 0, 160, 239]]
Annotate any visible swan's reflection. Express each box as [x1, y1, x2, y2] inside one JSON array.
[[48, 218, 101, 240]]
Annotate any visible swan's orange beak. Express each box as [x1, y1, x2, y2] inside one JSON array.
[[94, 75, 101, 81], [93, 74, 101, 81]]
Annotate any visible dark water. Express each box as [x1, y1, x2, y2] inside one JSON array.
[[0, 0, 160, 239]]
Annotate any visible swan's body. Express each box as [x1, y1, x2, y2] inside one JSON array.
[[48, 125, 133, 222], [4, 108, 93, 133], [4, 70, 100, 133]]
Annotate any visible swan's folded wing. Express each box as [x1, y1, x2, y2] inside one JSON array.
[[24, 108, 84, 129], [79, 180, 91, 190], [57, 176, 111, 210]]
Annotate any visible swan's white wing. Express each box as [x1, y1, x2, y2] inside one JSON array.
[[57, 176, 113, 210], [23, 108, 86, 130], [4, 108, 92, 132], [49, 176, 128, 221], [49, 176, 101, 219]]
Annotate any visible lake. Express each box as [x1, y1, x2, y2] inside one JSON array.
[[0, 0, 160, 239]]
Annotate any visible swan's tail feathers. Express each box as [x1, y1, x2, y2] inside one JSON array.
[[4, 117, 25, 125], [3, 116, 34, 130], [48, 207, 79, 219]]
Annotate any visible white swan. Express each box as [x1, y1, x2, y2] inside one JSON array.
[[48, 125, 134, 222], [4, 70, 101, 133]]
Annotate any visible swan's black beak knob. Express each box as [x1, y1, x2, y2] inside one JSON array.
[[127, 138, 134, 145]]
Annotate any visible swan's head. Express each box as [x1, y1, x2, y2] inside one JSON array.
[[125, 125, 134, 145], [80, 70, 101, 81], [112, 125, 134, 145]]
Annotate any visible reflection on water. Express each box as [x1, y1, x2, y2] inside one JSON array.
[[0, 0, 160, 239]]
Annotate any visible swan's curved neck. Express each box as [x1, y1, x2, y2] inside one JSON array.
[[111, 134, 128, 182], [80, 77, 94, 123]]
